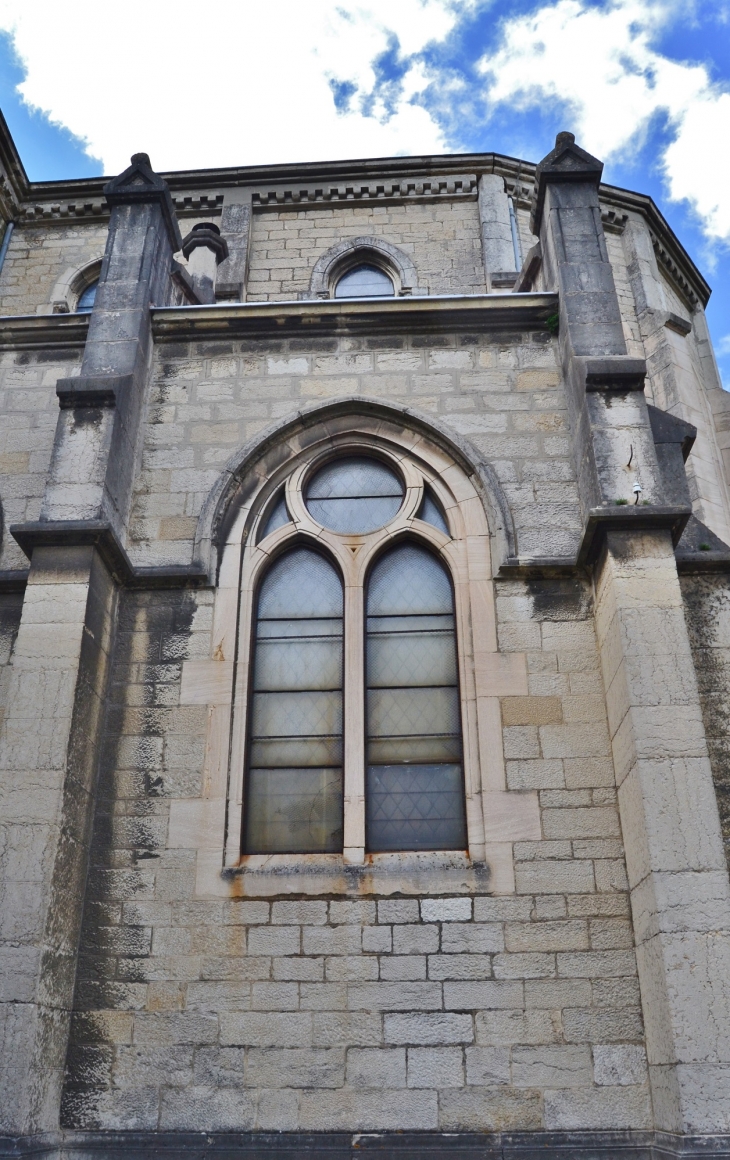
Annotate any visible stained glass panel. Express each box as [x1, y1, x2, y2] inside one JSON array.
[[245, 548, 344, 853], [365, 543, 466, 852], [306, 457, 403, 534]]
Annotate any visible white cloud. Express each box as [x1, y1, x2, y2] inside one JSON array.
[[476, 0, 730, 242], [0, 0, 463, 174]]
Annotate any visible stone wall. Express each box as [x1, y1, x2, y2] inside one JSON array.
[[681, 572, 730, 871], [0, 223, 108, 316], [0, 346, 83, 571], [247, 201, 487, 301], [62, 575, 650, 1133], [131, 329, 577, 569]]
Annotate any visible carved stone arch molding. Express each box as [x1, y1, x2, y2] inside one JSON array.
[[193, 397, 517, 583], [308, 235, 423, 298], [47, 257, 103, 314], [176, 398, 539, 903]]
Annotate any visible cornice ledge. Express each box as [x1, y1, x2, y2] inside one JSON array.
[[577, 504, 691, 566], [10, 521, 209, 590], [0, 312, 89, 350], [151, 292, 559, 341]]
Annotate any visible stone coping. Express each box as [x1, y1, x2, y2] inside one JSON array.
[[150, 293, 559, 341]]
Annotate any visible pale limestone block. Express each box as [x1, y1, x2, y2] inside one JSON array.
[[346, 1047, 406, 1088], [298, 1087, 438, 1131], [443, 980, 524, 1010], [159, 1086, 256, 1131], [482, 791, 540, 843], [407, 1046, 464, 1088], [505, 920, 589, 954], [348, 982, 441, 1012], [168, 799, 225, 851], [441, 924, 504, 954], [512, 1044, 591, 1088], [475, 1008, 561, 1045], [593, 1043, 648, 1085], [427, 955, 492, 981], [515, 859, 595, 895], [177, 663, 232, 705], [668, 1062, 730, 1132], [631, 870, 730, 942], [543, 1084, 652, 1129], [618, 758, 726, 883], [481, 844, 517, 894], [465, 1046, 510, 1085], [379, 956, 426, 982], [272, 900, 327, 925], [384, 1012, 473, 1045], [247, 1046, 344, 1088], [257, 1088, 299, 1131], [474, 651, 528, 696], [420, 897, 471, 923], [220, 1012, 312, 1047], [438, 1086, 542, 1131]]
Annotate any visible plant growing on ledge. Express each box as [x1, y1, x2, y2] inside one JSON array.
[[614, 498, 629, 505], [545, 312, 559, 334]]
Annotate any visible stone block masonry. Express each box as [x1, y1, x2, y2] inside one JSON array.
[[0, 126, 729, 1157]]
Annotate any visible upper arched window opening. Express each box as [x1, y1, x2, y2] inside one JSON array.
[[334, 265, 394, 299], [76, 281, 98, 313]]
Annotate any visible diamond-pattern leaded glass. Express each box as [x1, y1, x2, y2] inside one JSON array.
[[306, 457, 403, 534], [365, 543, 466, 852], [245, 548, 343, 853]]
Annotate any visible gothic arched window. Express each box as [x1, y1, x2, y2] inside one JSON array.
[[76, 280, 98, 312], [242, 451, 467, 856], [334, 265, 394, 298]]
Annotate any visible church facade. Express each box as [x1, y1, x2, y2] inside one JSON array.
[[1, 113, 730, 1157]]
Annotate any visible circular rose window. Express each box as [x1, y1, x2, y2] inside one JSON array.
[[305, 456, 404, 534]]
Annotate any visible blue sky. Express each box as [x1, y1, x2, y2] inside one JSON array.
[[0, 0, 727, 384]]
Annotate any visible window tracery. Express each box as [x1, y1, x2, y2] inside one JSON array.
[[241, 440, 471, 859], [190, 407, 534, 883]]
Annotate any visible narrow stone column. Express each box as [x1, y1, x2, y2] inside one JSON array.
[[215, 192, 251, 302], [623, 218, 730, 545], [595, 529, 730, 1132], [532, 131, 730, 1133], [477, 174, 518, 290], [43, 153, 182, 544], [0, 547, 116, 1134], [0, 155, 182, 1138]]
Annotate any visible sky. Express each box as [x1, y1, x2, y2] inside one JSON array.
[[0, 0, 728, 384]]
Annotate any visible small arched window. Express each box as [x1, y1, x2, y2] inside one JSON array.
[[76, 281, 98, 313], [334, 265, 394, 299]]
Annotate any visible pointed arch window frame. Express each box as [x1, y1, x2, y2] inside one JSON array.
[[217, 427, 506, 869]]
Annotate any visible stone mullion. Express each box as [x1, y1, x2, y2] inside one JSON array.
[[342, 581, 366, 863]]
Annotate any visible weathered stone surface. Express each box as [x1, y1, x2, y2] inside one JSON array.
[[0, 126, 729, 1147]]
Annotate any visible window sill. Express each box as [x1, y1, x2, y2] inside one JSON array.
[[223, 850, 493, 898]]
